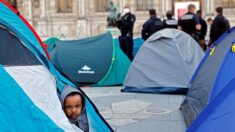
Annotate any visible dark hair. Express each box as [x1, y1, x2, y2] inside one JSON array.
[[207, 18, 213, 22], [166, 10, 173, 18], [65, 92, 85, 110], [196, 10, 201, 14], [196, 10, 201, 16], [216, 7, 223, 14], [149, 9, 156, 16]]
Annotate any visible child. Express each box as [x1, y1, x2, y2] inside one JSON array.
[[60, 85, 89, 132]]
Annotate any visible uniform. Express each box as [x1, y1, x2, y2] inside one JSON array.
[[117, 12, 136, 61], [141, 16, 164, 40], [210, 14, 230, 45], [178, 12, 200, 41], [163, 18, 178, 29], [198, 16, 207, 50]]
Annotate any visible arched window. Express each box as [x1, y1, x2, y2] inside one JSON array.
[[96, 0, 109, 12], [222, 0, 235, 8], [136, 0, 153, 11], [58, 0, 73, 13]]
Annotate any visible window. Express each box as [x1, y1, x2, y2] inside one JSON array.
[[96, 0, 109, 12], [136, 0, 153, 11], [58, 0, 73, 13], [222, 0, 235, 8]]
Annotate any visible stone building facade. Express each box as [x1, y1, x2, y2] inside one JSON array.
[[7, 0, 235, 40]]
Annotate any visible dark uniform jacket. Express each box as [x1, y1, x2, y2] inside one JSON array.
[[141, 16, 164, 40], [210, 14, 230, 44], [163, 18, 178, 29], [198, 17, 207, 40], [117, 12, 136, 37], [178, 12, 200, 39]]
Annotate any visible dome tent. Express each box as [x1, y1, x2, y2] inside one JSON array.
[[0, 1, 112, 131], [181, 27, 235, 132], [122, 29, 204, 94], [50, 32, 131, 86]]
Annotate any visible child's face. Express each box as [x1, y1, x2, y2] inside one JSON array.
[[64, 94, 83, 120]]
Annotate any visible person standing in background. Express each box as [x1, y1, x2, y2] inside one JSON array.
[[178, 4, 201, 41], [141, 9, 164, 40], [209, 7, 230, 47], [207, 18, 213, 25], [163, 10, 178, 29], [117, 4, 136, 61], [196, 10, 207, 51]]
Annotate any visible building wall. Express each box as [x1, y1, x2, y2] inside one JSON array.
[[13, 0, 235, 40]]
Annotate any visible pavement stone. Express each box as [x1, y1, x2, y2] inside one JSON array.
[[116, 120, 186, 132], [82, 86, 186, 132], [111, 99, 151, 114]]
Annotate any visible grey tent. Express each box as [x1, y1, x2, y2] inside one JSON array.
[[122, 29, 204, 94]]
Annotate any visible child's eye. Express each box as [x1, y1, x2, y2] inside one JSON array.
[[65, 106, 72, 109], [75, 105, 81, 108]]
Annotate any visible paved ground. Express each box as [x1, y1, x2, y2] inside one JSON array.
[[82, 86, 186, 132]]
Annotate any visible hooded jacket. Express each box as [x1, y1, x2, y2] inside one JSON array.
[[60, 85, 89, 132]]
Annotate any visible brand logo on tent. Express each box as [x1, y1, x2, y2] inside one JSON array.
[[78, 65, 95, 74]]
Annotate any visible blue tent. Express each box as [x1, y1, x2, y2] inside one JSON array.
[[113, 37, 144, 56], [0, 1, 112, 131], [181, 27, 235, 132]]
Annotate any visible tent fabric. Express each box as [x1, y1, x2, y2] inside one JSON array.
[[0, 65, 64, 132], [0, 26, 76, 130], [0, 24, 40, 66], [181, 27, 235, 132], [0, 1, 113, 131], [52, 32, 113, 84], [44, 37, 60, 51], [5, 66, 76, 131], [122, 29, 204, 94], [113, 37, 144, 56], [0, 1, 49, 58], [50, 32, 130, 86], [97, 45, 130, 86]]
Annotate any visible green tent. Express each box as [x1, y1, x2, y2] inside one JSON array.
[[44, 37, 60, 51], [49, 32, 130, 86]]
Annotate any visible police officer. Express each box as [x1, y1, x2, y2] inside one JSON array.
[[196, 10, 207, 50], [141, 9, 164, 40], [117, 4, 136, 61], [209, 7, 230, 47], [163, 10, 178, 29], [178, 4, 201, 41]]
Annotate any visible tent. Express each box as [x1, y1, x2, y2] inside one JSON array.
[[49, 32, 131, 86], [113, 37, 144, 56], [181, 27, 235, 132], [0, 1, 112, 131], [122, 29, 204, 94], [44, 37, 60, 51]]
